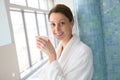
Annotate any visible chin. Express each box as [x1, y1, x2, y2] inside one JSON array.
[[56, 38, 62, 41], [56, 37, 63, 41]]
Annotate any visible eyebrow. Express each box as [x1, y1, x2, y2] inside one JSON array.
[[49, 19, 67, 23]]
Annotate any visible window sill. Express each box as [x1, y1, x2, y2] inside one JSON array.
[[21, 58, 48, 80]]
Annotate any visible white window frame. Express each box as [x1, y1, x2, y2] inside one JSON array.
[[8, 0, 55, 79]]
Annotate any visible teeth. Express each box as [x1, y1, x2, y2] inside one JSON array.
[[56, 33, 62, 36]]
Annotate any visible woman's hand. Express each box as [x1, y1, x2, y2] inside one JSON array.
[[36, 36, 56, 63]]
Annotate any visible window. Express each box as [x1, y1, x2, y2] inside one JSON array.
[[9, 0, 54, 79], [24, 12, 40, 65], [37, 13, 48, 36], [39, 0, 48, 10], [27, 0, 39, 8], [10, 0, 26, 6], [10, 11, 30, 73]]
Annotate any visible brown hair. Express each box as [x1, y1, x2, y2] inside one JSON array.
[[48, 4, 73, 22]]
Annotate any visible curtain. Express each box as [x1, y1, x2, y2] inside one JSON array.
[[74, 0, 120, 80]]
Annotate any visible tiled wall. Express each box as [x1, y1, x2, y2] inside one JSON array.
[[74, 0, 120, 80]]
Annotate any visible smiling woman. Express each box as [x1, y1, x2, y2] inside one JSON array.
[[36, 4, 93, 80]]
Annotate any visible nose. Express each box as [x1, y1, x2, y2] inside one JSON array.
[[55, 24, 60, 31]]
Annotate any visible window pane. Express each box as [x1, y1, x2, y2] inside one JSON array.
[[37, 13, 47, 36], [27, 0, 39, 8], [39, 0, 48, 10], [10, 0, 26, 6], [10, 11, 29, 73], [24, 12, 40, 65], [48, 0, 54, 10], [37, 13, 48, 58]]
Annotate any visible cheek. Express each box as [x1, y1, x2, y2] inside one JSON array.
[[50, 27, 55, 33], [65, 26, 72, 32]]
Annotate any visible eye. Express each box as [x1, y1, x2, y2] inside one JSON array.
[[59, 21, 65, 27], [50, 23, 55, 27]]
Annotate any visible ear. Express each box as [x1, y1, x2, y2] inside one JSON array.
[[71, 19, 74, 28]]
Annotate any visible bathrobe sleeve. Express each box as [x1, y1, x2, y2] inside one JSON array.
[[45, 45, 93, 80], [46, 60, 65, 80]]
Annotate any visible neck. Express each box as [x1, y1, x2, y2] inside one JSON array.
[[61, 34, 73, 48]]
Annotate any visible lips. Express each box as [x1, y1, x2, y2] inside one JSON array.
[[56, 32, 63, 36], [55, 32, 64, 39]]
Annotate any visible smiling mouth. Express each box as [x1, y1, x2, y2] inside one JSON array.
[[56, 32, 64, 38]]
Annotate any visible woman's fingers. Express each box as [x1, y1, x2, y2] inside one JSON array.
[[36, 36, 48, 45], [37, 40, 46, 48], [36, 36, 50, 53], [35, 36, 56, 63]]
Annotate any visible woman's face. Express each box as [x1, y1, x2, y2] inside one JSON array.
[[49, 13, 74, 41]]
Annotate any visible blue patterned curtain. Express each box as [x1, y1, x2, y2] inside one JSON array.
[[74, 0, 120, 80]]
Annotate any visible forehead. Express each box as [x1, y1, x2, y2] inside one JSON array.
[[49, 13, 69, 22]]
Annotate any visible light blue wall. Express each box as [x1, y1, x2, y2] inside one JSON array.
[[74, 0, 120, 80], [101, 0, 120, 80], [0, 0, 12, 46]]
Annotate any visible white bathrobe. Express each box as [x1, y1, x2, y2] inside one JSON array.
[[40, 34, 93, 80]]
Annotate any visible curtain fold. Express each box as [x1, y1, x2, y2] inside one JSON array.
[[74, 0, 120, 80]]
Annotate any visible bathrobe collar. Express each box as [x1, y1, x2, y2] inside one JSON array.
[[57, 34, 80, 63]]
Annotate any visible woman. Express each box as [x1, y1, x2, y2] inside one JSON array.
[[36, 4, 93, 80]]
